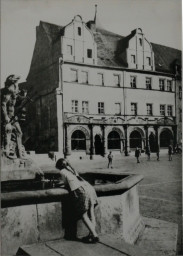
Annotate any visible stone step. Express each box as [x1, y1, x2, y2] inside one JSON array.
[[16, 237, 146, 256], [16, 217, 178, 256]]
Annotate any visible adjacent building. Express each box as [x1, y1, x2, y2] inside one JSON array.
[[24, 8, 182, 158], [175, 60, 182, 146]]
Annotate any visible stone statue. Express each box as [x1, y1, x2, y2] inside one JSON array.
[[1, 75, 27, 159]]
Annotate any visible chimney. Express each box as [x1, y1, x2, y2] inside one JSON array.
[[87, 5, 97, 32], [94, 4, 97, 24]]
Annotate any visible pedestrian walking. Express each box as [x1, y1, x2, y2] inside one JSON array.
[[146, 146, 151, 160], [108, 151, 113, 168], [168, 145, 173, 161], [175, 144, 182, 154], [55, 158, 99, 243], [135, 147, 141, 163]]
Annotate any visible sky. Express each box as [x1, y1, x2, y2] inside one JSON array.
[[1, 0, 182, 85]]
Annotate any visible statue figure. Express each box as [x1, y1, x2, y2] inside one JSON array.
[[1, 75, 27, 159]]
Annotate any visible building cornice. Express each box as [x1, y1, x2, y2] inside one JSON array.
[[63, 61, 175, 77], [63, 81, 175, 93]]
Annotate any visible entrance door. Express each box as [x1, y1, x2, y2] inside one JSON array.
[[130, 130, 142, 149], [94, 135, 103, 155], [149, 133, 156, 152]]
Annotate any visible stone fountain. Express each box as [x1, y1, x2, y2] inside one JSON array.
[[1, 75, 145, 256]]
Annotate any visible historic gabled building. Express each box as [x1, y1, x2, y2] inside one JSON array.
[[25, 7, 181, 158]]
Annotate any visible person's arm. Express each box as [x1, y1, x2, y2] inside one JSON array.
[[55, 180, 65, 187]]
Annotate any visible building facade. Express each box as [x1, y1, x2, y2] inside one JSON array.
[[25, 11, 181, 157], [175, 62, 182, 146]]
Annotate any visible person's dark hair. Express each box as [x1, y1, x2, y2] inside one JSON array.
[[55, 158, 67, 170]]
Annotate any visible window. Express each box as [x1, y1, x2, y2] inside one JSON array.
[[70, 69, 78, 82], [179, 109, 182, 122], [81, 71, 88, 84], [179, 86, 182, 99], [131, 55, 136, 64], [71, 100, 78, 113], [147, 104, 153, 115], [97, 73, 104, 86], [167, 105, 173, 116], [78, 27, 81, 36], [146, 57, 151, 66], [160, 105, 165, 116], [98, 102, 104, 114], [130, 76, 136, 88], [159, 79, 165, 91], [139, 38, 142, 46], [131, 103, 137, 115], [115, 103, 121, 115], [146, 77, 152, 90], [167, 80, 172, 92], [113, 74, 120, 86], [87, 49, 92, 58], [67, 45, 72, 55], [82, 101, 89, 114]]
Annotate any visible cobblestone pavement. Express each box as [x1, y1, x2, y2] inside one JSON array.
[[68, 152, 182, 254]]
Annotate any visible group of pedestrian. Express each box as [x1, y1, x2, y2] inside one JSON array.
[[108, 144, 173, 166], [135, 146, 153, 163], [134, 144, 173, 163]]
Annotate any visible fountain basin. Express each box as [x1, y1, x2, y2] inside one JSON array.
[[1, 172, 144, 255]]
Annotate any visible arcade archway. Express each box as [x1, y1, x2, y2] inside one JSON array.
[[160, 129, 173, 147], [71, 130, 86, 150], [107, 131, 121, 150], [149, 133, 156, 152], [130, 130, 142, 149], [94, 135, 103, 155]]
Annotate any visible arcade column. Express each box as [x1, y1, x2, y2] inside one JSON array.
[[124, 124, 129, 156], [64, 123, 71, 157], [89, 124, 94, 160], [172, 125, 177, 149], [154, 125, 159, 151], [144, 125, 149, 153], [120, 139, 124, 153], [102, 125, 107, 156]]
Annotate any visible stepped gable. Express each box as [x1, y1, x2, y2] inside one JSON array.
[[40, 21, 181, 73], [96, 27, 181, 72]]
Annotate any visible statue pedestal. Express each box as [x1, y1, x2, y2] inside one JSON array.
[[1, 155, 43, 182]]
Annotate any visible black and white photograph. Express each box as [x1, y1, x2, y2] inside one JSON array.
[[1, 0, 182, 255]]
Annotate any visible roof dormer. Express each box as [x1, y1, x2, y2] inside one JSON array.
[[61, 15, 97, 65], [125, 28, 155, 71]]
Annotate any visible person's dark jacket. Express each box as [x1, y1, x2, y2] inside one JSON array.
[[135, 149, 140, 157]]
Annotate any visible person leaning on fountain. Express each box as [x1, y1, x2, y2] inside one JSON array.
[[56, 158, 99, 243], [1, 75, 27, 159]]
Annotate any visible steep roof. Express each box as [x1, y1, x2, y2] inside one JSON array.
[[151, 43, 181, 73], [40, 21, 64, 43], [39, 21, 181, 74]]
